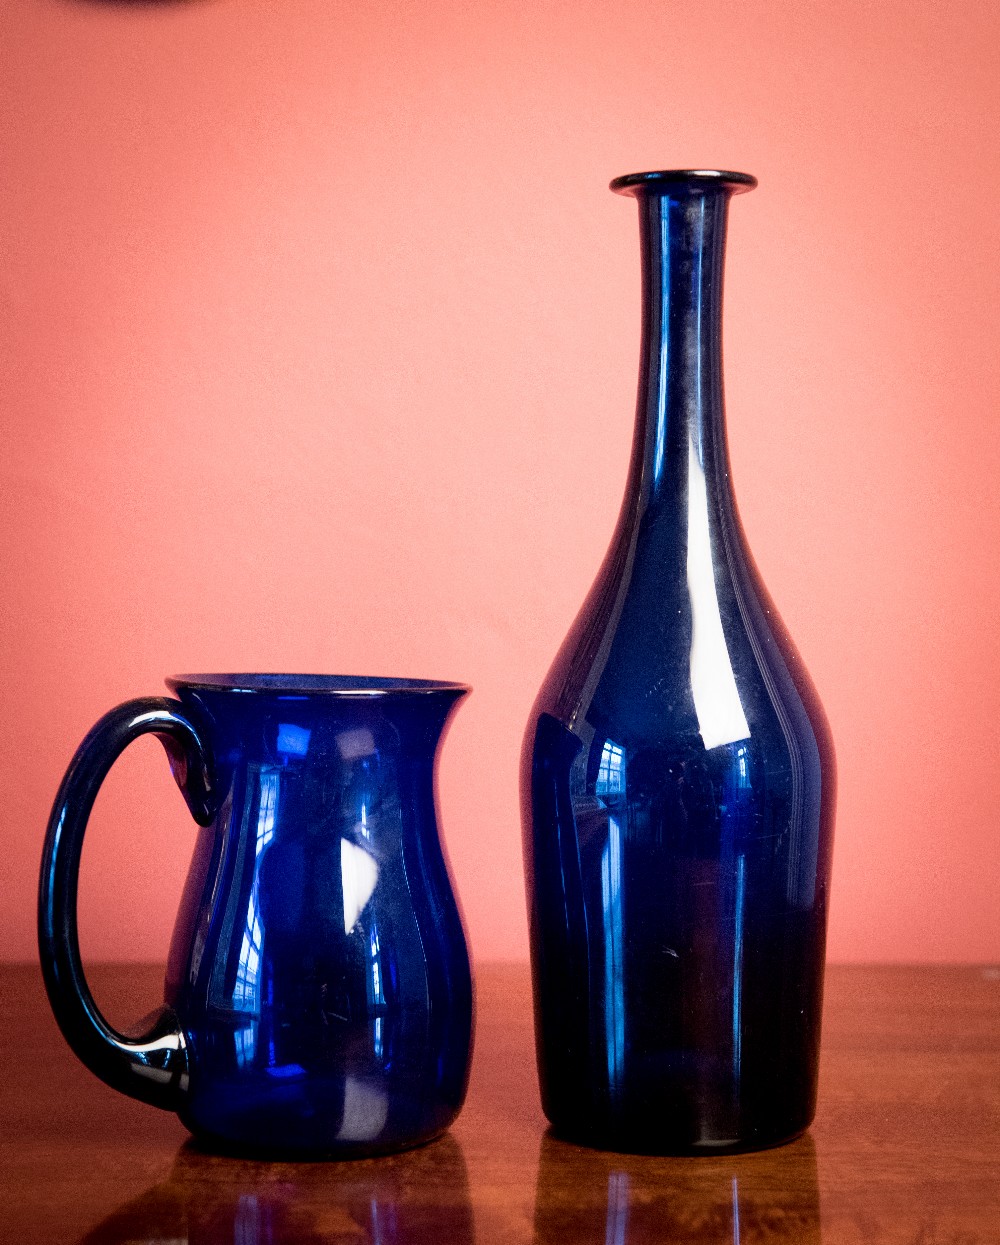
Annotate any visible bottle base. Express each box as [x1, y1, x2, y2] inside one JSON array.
[[545, 1114, 811, 1157]]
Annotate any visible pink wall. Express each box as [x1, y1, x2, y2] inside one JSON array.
[[3, 0, 998, 964]]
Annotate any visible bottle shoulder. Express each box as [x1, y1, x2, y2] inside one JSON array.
[[531, 513, 833, 773]]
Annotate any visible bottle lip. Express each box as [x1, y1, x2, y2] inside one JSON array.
[[166, 673, 471, 698], [610, 169, 757, 197]]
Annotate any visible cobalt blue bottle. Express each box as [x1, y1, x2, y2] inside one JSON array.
[[522, 171, 836, 1154]]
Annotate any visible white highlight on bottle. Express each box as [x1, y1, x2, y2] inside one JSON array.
[[686, 434, 751, 750]]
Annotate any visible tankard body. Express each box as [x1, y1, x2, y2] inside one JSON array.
[[40, 674, 473, 1158]]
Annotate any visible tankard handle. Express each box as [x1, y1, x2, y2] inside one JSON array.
[[38, 697, 217, 1110]]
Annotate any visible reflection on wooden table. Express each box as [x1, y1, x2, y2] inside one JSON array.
[[533, 1133, 819, 1243], [1, 963, 997, 1243], [78, 1136, 474, 1245]]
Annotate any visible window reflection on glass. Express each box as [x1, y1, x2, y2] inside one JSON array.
[[232, 770, 280, 1015], [336, 1075, 389, 1144], [736, 742, 750, 786], [596, 740, 625, 799], [595, 738, 627, 1089], [602, 816, 625, 1089], [234, 1023, 256, 1069], [732, 853, 746, 1089], [370, 920, 386, 1063], [276, 722, 311, 757], [336, 727, 376, 761], [370, 923, 385, 1006]]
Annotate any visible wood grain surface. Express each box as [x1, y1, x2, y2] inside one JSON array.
[[1, 963, 997, 1243]]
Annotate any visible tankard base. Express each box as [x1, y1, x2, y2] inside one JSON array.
[[175, 1080, 467, 1160], [182, 1121, 456, 1162]]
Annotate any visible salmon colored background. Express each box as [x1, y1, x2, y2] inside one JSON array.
[[2, 0, 998, 967]]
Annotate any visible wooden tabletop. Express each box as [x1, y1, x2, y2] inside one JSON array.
[[1, 963, 998, 1243]]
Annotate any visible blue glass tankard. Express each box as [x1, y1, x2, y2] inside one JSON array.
[[39, 674, 473, 1158]]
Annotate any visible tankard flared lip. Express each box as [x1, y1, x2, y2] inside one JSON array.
[[610, 169, 757, 196], [166, 673, 471, 697]]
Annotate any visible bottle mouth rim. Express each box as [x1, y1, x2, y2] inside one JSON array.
[[167, 673, 471, 697], [610, 169, 757, 196]]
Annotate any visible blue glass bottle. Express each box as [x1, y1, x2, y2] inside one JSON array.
[[522, 172, 836, 1153], [39, 674, 473, 1158]]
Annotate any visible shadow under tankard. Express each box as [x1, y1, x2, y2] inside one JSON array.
[[77, 1133, 474, 1245], [532, 1130, 821, 1244]]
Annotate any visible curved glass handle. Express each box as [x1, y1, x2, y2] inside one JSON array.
[[38, 697, 217, 1110]]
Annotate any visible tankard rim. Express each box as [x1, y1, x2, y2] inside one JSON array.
[[166, 672, 471, 697]]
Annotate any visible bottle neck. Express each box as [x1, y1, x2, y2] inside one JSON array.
[[625, 186, 733, 518]]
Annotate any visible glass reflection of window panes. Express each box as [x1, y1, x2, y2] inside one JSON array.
[[235, 1024, 256, 1068], [596, 741, 625, 798], [369, 921, 385, 1005], [370, 919, 386, 1062], [255, 769, 279, 855], [232, 770, 280, 1014], [233, 889, 262, 1013]]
